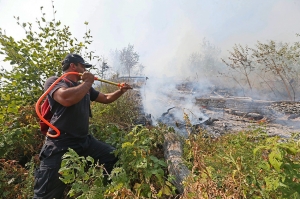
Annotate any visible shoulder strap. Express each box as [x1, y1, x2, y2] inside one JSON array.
[[62, 77, 75, 87]]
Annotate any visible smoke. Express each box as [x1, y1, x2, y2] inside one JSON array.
[[138, 36, 227, 128], [140, 74, 212, 129]]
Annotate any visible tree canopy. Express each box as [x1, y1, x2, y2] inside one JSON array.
[[0, 6, 97, 124]]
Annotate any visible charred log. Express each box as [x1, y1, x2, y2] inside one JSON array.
[[203, 117, 219, 125], [163, 132, 190, 193], [162, 107, 175, 116]]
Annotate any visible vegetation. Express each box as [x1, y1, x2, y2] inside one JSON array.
[[59, 124, 175, 199], [181, 128, 300, 199], [0, 4, 172, 198], [90, 83, 140, 133], [221, 40, 300, 100], [0, 2, 300, 199]]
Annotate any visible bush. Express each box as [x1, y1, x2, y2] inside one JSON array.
[[0, 158, 35, 199], [90, 83, 141, 132], [60, 125, 176, 199], [0, 105, 43, 164]]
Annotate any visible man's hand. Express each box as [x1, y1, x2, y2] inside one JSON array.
[[120, 83, 132, 93], [81, 71, 95, 84]]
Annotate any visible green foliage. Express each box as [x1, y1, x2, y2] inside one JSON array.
[[253, 134, 300, 198], [181, 129, 300, 198], [113, 125, 175, 198], [20, 159, 36, 199], [0, 5, 96, 125], [0, 105, 43, 160], [59, 148, 106, 198], [0, 124, 42, 159], [90, 83, 140, 134], [60, 125, 175, 198]]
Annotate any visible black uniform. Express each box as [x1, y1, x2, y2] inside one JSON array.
[[33, 77, 118, 199]]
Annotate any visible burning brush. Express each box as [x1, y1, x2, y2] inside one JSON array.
[[158, 106, 218, 135]]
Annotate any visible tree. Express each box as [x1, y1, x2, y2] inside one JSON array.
[[100, 61, 109, 79], [251, 41, 298, 101], [119, 44, 139, 77], [185, 38, 223, 82], [222, 44, 254, 90], [94, 57, 110, 85], [0, 5, 97, 124], [221, 40, 300, 101]]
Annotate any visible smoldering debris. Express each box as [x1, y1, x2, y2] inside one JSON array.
[[157, 106, 215, 137], [139, 77, 300, 138]]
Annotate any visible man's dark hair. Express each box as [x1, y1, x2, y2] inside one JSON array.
[[61, 61, 78, 71]]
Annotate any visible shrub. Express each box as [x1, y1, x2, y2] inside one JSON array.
[[60, 125, 176, 199]]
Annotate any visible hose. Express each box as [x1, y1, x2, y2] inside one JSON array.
[[35, 72, 125, 138]]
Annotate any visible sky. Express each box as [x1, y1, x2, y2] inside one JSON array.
[[1, 0, 300, 77]]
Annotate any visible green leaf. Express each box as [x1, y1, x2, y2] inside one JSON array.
[[253, 145, 268, 155], [121, 142, 133, 148], [281, 145, 299, 155], [268, 150, 282, 171], [264, 176, 279, 191], [259, 161, 271, 171]]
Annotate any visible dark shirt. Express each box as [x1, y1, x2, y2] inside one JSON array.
[[44, 76, 99, 141]]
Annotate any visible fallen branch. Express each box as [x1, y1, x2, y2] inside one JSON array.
[[163, 132, 190, 193]]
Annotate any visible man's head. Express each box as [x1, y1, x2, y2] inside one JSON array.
[[61, 54, 92, 71]]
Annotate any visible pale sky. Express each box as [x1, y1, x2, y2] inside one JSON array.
[[1, 0, 300, 77]]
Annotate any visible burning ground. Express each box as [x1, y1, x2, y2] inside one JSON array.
[[140, 77, 300, 138]]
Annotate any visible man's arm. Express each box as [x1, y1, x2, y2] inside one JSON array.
[[52, 72, 94, 107], [95, 83, 132, 104]]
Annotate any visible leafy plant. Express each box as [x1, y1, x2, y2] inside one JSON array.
[[60, 125, 175, 199], [0, 105, 43, 162], [113, 125, 175, 198], [89, 82, 141, 138], [0, 3, 97, 126], [59, 148, 106, 199], [253, 134, 300, 198]]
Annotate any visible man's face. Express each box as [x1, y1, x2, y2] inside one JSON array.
[[75, 63, 86, 73]]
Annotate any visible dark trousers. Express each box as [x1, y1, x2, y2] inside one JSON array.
[[33, 135, 118, 199]]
